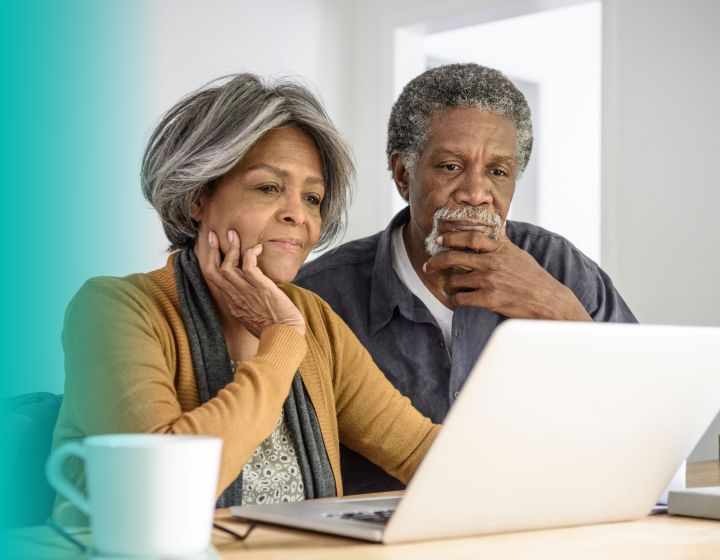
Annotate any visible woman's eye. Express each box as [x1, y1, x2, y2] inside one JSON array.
[[258, 184, 279, 194], [304, 193, 322, 206]]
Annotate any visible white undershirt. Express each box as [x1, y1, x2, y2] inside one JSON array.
[[390, 226, 454, 353]]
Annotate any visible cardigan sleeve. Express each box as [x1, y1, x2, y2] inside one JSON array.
[[312, 297, 439, 484], [59, 277, 307, 498]]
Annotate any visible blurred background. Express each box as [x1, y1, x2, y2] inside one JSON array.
[[1, 0, 718, 461]]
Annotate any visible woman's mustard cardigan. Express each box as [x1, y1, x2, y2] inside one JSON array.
[[53, 253, 438, 522]]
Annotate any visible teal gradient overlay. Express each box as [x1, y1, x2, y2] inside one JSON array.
[[1, 0, 149, 540]]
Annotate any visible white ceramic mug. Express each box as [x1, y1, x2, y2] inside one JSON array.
[[46, 434, 222, 557]]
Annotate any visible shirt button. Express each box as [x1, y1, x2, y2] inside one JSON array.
[[439, 341, 445, 348], [453, 391, 460, 399]]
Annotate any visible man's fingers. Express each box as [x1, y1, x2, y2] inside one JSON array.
[[437, 230, 498, 253], [424, 250, 483, 275], [445, 271, 490, 293]]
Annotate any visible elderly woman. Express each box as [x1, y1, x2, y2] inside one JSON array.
[[52, 74, 438, 523]]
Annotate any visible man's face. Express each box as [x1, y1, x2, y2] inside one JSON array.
[[393, 107, 518, 259]]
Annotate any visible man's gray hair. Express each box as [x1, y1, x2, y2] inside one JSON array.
[[387, 63, 533, 175], [142, 73, 354, 250]]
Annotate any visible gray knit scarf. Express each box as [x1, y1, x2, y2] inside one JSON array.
[[174, 248, 336, 507]]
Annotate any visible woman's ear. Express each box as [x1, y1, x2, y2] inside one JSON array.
[[190, 194, 205, 222], [390, 152, 410, 201]]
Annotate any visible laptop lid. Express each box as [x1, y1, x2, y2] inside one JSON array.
[[383, 320, 720, 543], [233, 320, 720, 544]]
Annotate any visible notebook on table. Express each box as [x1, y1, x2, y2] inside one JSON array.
[[669, 487, 720, 520], [232, 319, 720, 543]]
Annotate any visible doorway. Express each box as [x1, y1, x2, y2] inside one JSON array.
[[392, 1, 601, 262]]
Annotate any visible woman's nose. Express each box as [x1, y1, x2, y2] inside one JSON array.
[[277, 192, 306, 225]]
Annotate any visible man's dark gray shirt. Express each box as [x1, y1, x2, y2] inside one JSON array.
[[294, 208, 637, 494]]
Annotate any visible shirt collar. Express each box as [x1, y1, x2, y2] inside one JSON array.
[[369, 207, 435, 335]]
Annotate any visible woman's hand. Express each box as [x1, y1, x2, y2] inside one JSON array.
[[200, 230, 306, 337]]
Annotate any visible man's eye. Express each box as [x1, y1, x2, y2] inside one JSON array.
[[489, 168, 508, 177], [440, 163, 462, 172], [258, 184, 279, 193]]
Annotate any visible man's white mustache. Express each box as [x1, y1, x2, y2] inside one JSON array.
[[425, 207, 501, 256]]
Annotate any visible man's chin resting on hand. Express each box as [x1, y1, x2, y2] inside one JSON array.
[[295, 62, 636, 495]]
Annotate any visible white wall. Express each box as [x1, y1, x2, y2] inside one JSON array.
[[602, 0, 720, 327], [602, 0, 720, 461]]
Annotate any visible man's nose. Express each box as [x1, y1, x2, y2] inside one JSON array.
[[452, 171, 494, 207]]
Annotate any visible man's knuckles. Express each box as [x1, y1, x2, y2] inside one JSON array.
[[452, 286, 504, 310], [428, 250, 474, 269], [487, 255, 503, 271], [441, 230, 496, 251]]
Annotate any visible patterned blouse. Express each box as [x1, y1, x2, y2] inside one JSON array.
[[241, 409, 305, 505]]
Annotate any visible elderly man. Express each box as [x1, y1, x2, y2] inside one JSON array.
[[295, 63, 636, 493]]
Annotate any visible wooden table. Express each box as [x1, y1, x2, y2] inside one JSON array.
[[4, 461, 719, 559]]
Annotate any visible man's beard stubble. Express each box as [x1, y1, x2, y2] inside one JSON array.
[[424, 206, 502, 256]]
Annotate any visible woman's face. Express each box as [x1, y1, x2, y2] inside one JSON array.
[[191, 126, 325, 283]]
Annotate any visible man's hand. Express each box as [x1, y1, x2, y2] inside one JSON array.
[[423, 225, 591, 321]]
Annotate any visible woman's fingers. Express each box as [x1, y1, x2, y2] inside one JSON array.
[[241, 242, 261, 272], [202, 229, 246, 295], [240, 244, 274, 288], [237, 243, 306, 335], [222, 229, 242, 272], [206, 230, 222, 270], [196, 232, 306, 336], [200, 230, 225, 285]]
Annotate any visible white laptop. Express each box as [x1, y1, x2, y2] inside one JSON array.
[[231, 320, 720, 543]]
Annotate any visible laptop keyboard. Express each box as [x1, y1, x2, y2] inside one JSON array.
[[326, 508, 395, 525]]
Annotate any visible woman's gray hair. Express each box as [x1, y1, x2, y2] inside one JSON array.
[[387, 63, 533, 175], [142, 73, 354, 250]]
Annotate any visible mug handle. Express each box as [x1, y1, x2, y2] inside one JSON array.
[[45, 442, 91, 516]]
